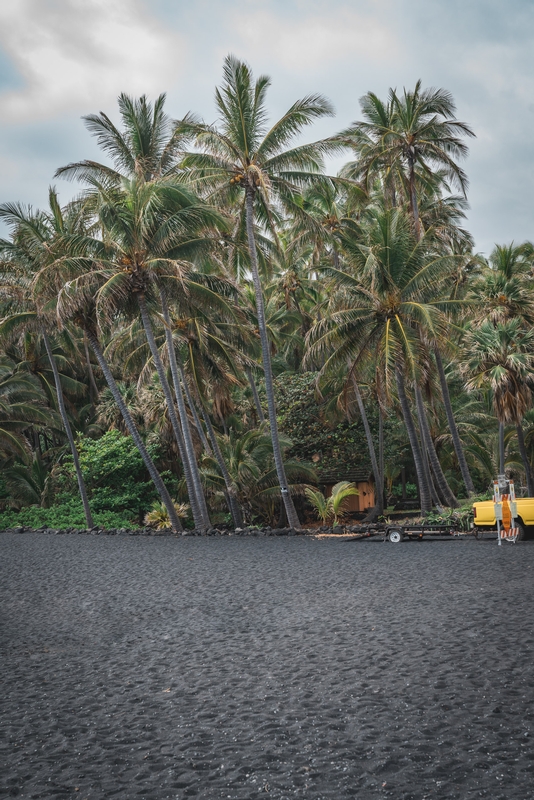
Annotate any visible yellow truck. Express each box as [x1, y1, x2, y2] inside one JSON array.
[[472, 497, 534, 539]]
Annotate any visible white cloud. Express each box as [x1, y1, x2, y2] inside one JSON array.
[[230, 7, 397, 73], [0, 0, 185, 123]]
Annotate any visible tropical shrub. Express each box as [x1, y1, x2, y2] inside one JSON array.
[[305, 481, 359, 526], [144, 500, 189, 530]]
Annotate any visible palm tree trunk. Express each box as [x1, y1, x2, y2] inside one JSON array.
[[196, 398, 245, 529], [245, 186, 301, 528], [395, 365, 432, 512], [41, 327, 94, 529], [85, 328, 183, 533], [409, 159, 421, 241], [245, 365, 265, 423], [138, 293, 209, 530], [180, 371, 211, 453], [83, 332, 99, 403], [434, 347, 475, 495], [379, 406, 385, 508], [516, 422, 534, 496], [348, 370, 383, 519], [415, 384, 458, 507], [499, 421, 505, 475]]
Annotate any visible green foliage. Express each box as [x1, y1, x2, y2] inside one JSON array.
[[58, 430, 160, 517], [305, 481, 359, 525], [0, 494, 138, 530], [424, 493, 492, 531], [0, 431, 172, 530], [391, 482, 418, 500], [304, 487, 331, 524], [144, 500, 189, 529], [275, 372, 406, 475]]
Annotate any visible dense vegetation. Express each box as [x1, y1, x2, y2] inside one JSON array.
[[1, 56, 533, 531]]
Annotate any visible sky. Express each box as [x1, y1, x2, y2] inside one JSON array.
[[0, 0, 533, 255]]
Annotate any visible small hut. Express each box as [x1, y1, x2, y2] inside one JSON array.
[[318, 468, 375, 514]]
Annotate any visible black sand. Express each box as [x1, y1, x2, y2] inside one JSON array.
[[1, 533, 534, 800]]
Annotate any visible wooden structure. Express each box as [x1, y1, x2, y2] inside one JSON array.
[[319, 467, 375, 513]]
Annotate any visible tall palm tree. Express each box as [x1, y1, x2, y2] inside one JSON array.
[[56, 93, 239, 530], [463, 319, 534, 492], [0, 355, 53, 463], [0, 198, 95, 527], [56, 92, 191, 185], [182, 55, 337, 528], [339, 81, 475, 238], [21, 195, 185, 533], [306, 208, 460, 512], [339, 86, 476, 496]]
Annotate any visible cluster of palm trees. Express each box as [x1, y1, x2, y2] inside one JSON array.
[[1, 55, 534, 531]]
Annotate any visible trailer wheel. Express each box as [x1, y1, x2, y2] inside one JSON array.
[[388, 528, 404, 543]]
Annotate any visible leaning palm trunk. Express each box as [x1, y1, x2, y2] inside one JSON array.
[[434, 347, 475, 495], [499, 421, 505, 475], [516, 423, 534, 496], [159, 290, 242, 526], [85, 328, 183, 533], [196, 398, 245, 529], [415, 410, 441, 507], [83, 332, 100, 403], [156, 292, 212, 525], [349, 371, 383, 519], [245, 186, 301, 528], [138, 293, 209, 530], [179, 371, 211, 453], [395, 365, 432, 512], [415, 384, 458, 507], [378, 407, 385, 508], [245, 365, 265, 423], [41, 327, 94, 529]]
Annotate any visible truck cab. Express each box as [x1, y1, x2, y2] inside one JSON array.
[[472, 497, 534, 538]]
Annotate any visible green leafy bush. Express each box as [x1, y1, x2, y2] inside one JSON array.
[[391, 482, 418, 500], [0, 431, 177, 529], [58, 430, 162, 517], [274, 372, 407, 475], [0, 495, 138, 530]]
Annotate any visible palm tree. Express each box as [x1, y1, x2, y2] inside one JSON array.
[[339, 85, 477, 499], [0, 198, 95, 527], [56, 92, 191, 185], [339, 81, 475, 237], [306, 208, 461, 512], [200, 424, 315, 526], [463, 319, 534, 493], [305, 481, 359, 526], [181, 54, 337, 528], [20, 195, 185, 533], [0, 355, 53, 463], [470, 243, 534, 327]]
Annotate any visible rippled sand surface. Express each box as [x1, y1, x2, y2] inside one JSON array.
[[1, 533, 534, 799]]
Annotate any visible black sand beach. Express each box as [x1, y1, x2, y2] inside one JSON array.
[[1, 533, 534, 800]]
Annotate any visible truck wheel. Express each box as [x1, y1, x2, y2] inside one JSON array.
[[388, 529, 404, 543], [516, 520, 526, 541]]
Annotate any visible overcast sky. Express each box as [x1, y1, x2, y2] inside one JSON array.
[[0, 0, 533, 255]]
